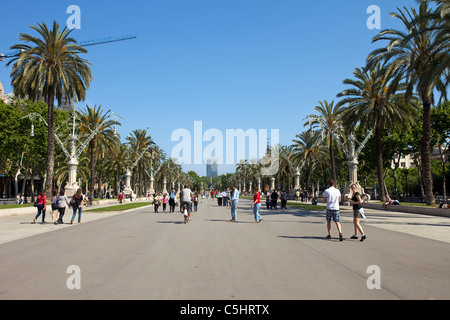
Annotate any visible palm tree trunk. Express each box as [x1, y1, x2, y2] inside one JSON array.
[[329, 137, 337, 183], [114, 166, 119, 196], [44, 86, 55, 198], [420, 100, 436, 206], [374, 114, 386, 201], [90, 138, 97, 201]]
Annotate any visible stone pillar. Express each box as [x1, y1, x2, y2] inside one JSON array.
[[294, 169, 301, 190], [270, 177, 275, 190], [64, 156, 79, 198], [123, 169, 133, 196], [163, 177, 167, 194]]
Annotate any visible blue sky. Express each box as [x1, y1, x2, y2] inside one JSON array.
[[0, 0, 417, 176]]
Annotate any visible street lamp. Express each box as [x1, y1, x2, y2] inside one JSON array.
[[23, 107, 123, 197]]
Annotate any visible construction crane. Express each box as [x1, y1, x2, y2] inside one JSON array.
[[0, 34, 136, 62]]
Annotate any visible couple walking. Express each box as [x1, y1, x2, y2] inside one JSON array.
[[323, 180, 366, 242], [229, 186, 263, 223]]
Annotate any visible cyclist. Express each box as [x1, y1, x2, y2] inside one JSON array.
[[180, 184, 193, 222]]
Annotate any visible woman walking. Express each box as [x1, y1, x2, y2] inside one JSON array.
[[71, 188, 83, 224], [162, 193, 167, 213], [153, 191, 160, 213], [51, 188, 59, 224], [33, 190, 47, 224], [56, 189, 70, 224], [251, 187, 263, 223], [348, 184, 366, 242]]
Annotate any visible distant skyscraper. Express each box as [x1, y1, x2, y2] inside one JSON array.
[[206, 158, 218, 178]]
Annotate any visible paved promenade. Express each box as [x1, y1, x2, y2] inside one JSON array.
[[0, 198, 449, 300]]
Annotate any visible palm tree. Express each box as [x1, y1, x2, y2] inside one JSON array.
[[104, 140, 129, 196], [7, 21, 92, 196], [367, 1, 444, 205], [292, 129, 323, 191], [304, 100, 344, 184], [336, 65, 415, 202], [126, 129, 154, 196], [419, 0, 450, 104], [78, 105, 120, 200]]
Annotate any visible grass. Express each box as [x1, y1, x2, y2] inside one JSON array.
[[286, 201, 326, 211], [85, 202, 152, 212], [0, 203, 34, 210]]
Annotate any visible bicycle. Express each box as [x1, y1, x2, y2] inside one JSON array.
[[182, 203, 189, 224]]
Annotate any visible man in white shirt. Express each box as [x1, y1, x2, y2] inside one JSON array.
[[323, 180, 343, 241], [181, 184, 193, 221]]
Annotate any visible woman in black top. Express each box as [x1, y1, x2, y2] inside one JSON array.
[[348, 184, 366, 242]]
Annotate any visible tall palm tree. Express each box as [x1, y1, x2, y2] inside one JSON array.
[[126, 129, 154, 196], [304, 100, 344, 184], [7, 21, 92, 196], [336, 65, 415, 201], [368, 1, 443, 205], [419, 0, 450, 104], [78, 105, 120, 199], [105, 140, 129, 196]]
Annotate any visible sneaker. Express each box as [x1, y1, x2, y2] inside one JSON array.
[[350, 235, 358, 239], [325, 235, 332, 239], [360, 235, 366, 242], [339, 233, 344, 241]]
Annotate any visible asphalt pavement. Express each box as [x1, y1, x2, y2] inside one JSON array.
[[0, 198, 449, 300]]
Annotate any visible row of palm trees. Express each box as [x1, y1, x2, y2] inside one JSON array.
[[339, 0, 449, 206], [232, 1, 448, 205], [50, 104, 193, 198]]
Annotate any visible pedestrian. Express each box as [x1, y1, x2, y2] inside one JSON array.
[[118, 192, 123, 204], [223, 189, 229, 207], [153, 191, 160, 213], [271, 189, 278, 209], [230, 185, 239, 221], [251, 187, 263, 223], [56, 189, 70, 224], [347, 184, 366, 242], [281, 190, 287, 209], [162, 193, 167, 213], [70, 188, 83, 224], [323, 180, 343, 241], [193, 193, 199, 212], [169, 188, 176, 213], [217, 189, 223, 206], [51, 188, 59, 224], [32, 190, 47, 224]]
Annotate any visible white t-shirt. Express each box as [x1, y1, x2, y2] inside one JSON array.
[[323, 187, 341, 210], [181, 188, 192, 202]]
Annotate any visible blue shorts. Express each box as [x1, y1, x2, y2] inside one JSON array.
[[326, 209, 340, 222]]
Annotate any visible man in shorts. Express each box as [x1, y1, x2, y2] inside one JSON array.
[[323, 180, 343, 241]]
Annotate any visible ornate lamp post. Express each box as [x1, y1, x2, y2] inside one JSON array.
[[23, 108, 122, 198]]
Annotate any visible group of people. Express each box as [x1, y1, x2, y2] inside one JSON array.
[[33, 188, 84, 225], [216, 185, 262, 223], [264, 189, 289, 209], [323, 180, 367, 242], [210, 189, 233, 206], [150, 188, 200, 214]]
